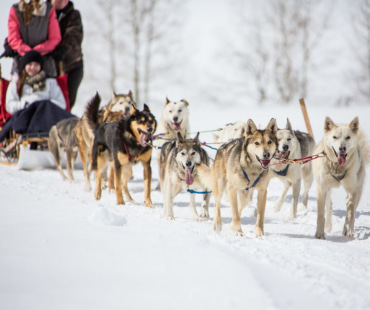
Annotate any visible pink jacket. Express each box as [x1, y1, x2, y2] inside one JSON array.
[[8, 5, 61, 56]]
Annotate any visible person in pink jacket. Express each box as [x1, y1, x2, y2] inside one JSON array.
[[7, 0, 61, 77]]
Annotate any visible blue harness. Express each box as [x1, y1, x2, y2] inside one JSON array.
[[241, 166, 265, 190], [273, 164, 290, 177]]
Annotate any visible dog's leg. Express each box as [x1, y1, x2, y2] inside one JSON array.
[[108, 166, 115, 193], [288, 178, 301, 221], [213, 178, 224, 233], [343, 189, 359, 238], [48, 127, 67, 181], [200, 193, 210, 218], [142, 161, 154, 208], [300, 163, 313, 210], [229, 185, 244, 236], [325, 189, 333, 233], [114, 163, 125, 205], [121, 164, 135, 202], [65, 151, 75, 182], [78, 141, 91, 191], [189, 192, 200, 221], [255, 188, 267, 238], [162, 178, 175, 220], [237, 190, 250, 216], [315, 185, 327, 239], [94, 154, 108, 201], [273, 179, 291, 213]]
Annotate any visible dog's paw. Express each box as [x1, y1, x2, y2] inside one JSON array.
[[342, 225, 355, 239], [255, 227, 264, 238], [273, 202, 283, 213], [213, 221, 222, 233], [145, 201, 155, 208], [95, 190, 102, 201], [325, 221, 333, 233], [166, 215, 175, 221], [199, 210, 209, 219], [315, 231, 326, 240]]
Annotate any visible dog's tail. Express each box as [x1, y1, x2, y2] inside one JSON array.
[[84, 92, 101, 131], [197, 163, 213, 190]]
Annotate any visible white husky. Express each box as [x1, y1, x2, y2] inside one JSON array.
[[155, 97, 190, 148], [313, 117, 370, 239]]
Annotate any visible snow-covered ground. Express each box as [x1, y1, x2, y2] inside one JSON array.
[[1, 104, 370, 310]]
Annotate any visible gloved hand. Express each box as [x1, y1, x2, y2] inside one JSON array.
[[0, 38, 17, 58], [52, 46, 67, 62]]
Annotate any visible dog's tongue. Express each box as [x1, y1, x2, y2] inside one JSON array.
[[260, 160, 270, 168], [172, 122, 181, 130], [337, 154, 346, 166], [277, 151, 289, 159], [139, 132, 148, 147], [185, 166, 194, 185]]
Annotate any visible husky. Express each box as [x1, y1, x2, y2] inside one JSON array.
[[159, 132, 211, 221], [48, 93, 128, 190], [313, 117, 370, 239], [91, 104, 157, 207], [213, 121, 248, 143], [155, 97, 190, 148], [105, 90, 135, 116], [198, 118, 278, 237], [270, 118, 315, 220]]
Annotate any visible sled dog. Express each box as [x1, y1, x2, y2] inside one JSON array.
[[159, 132, 211, 220], [313, 117, 369, 239], [91, 104, 157, 207], [155, 97, 190, 148], [213, 121, 248, 143], [105, 90, 135, 116], [270, 118, 315, 220], [49, 93, 126, 190], [198, 118, 278, 237]]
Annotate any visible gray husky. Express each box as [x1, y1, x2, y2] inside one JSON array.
[[270, 118, 316, 220], [159, 132, 211, 221]]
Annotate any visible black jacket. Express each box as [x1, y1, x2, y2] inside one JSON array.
[[54, 1, 83, 74]]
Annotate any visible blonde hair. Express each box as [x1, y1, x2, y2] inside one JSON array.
[[18, 0, 41, 25]]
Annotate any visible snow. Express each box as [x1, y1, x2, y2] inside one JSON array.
[[1, 104, 370, 310]]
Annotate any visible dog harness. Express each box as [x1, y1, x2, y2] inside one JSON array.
[[123, 140, 138, 161], [273, 164, 290, 177], [241, 165, 265, 190]]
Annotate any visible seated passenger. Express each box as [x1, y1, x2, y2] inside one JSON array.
[[0, 50, 73, 145]]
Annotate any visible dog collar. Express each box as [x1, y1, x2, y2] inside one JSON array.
[[273, 164, 290, 177], [241, 165, 265, 190]]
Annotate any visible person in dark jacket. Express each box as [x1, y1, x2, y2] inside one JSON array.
[[51, 0, 83, 110]]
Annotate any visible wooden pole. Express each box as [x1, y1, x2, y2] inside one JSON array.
[[299, 98, 314, 140]]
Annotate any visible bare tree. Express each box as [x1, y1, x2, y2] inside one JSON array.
[[351, 0, 370, 103]]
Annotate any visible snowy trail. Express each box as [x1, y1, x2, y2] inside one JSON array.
[[1, 162, 370, 310]]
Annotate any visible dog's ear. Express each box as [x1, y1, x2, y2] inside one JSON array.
[[112, 91, 117, 99], [349, 116, 359, 134], [165, 97, 170, 105], [324, 117, 336, 133], [285, 118, 292, 131], [266, 118, 277, 134], [102, 106, 112, 122], [176, 132, 185, 146], [246, 119, 258, 136], [192, 132, 200, 143], [128, 90, 133, 99], [180, 99, 189, 106], [131, 104, 139, 116], [143, 103, 151, 113]]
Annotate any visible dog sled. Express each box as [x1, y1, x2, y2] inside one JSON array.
[[0, 62, 70, 169]]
